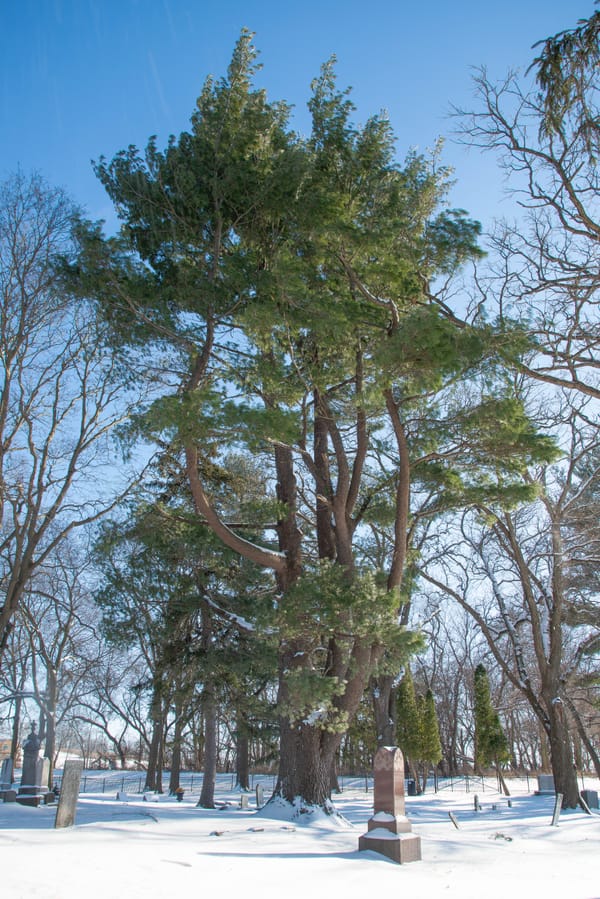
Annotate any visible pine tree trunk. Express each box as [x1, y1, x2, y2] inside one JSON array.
[[198, 682, 217, 808], [144, 687, 164, 792], [168, 701, 184, 794], [235, 722, 250, 791], [371, 675, 396, 746], [274, 718, 337, 808]]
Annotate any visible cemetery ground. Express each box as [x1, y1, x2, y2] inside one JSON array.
[[0, 773, 599, 899]]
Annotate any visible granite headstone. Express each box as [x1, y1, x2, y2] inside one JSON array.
[[358, 746, 421, 864]]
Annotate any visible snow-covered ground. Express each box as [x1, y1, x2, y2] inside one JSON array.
[[1, 774, 599, 899]]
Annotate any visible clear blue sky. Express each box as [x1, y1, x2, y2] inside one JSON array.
[[0, 1, 592, 232]]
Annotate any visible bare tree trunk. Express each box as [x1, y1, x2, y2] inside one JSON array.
[[546, 698, 579, 809], [565, 695, 600, 780], [10, 695, 22, 765]]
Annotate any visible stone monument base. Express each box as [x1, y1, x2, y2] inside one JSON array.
[[367, 811, 413, 834], [358, 829, 422, 864], [16, 794, 43, 808]]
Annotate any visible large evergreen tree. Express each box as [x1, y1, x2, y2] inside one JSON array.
[[74, 33, 556, 812]]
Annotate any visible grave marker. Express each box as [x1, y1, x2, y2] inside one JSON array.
[[54, 760, 84, 828], [19, 725, 41, 796], [255, 783, 264, 809], [580, 789, 598, 811], [550, 792, 563, 827], [358, 746, 421, 864], [0, 757, 14, 800], [537, 774, 555, 793], [448, 812, 460, 829], [0, 757, 14, 789]]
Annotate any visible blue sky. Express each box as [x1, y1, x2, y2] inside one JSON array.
[[0, 1, 592, 232]]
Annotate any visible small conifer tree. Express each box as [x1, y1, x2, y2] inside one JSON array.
[[396, 668, 424, 791], [473, 664, 511, 794], [421, 688, 443, 785]]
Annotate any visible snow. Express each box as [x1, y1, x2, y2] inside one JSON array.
[[1, 775, 599, 899], [371, 811, 396, 822], [361, 827, 402, 840]]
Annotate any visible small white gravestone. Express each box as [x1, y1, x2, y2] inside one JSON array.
[[255, 783, 264, 808]]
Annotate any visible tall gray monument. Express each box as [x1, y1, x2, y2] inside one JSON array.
[[358, 746, 421, 864], [19, 725, 41, 796], [55, 759, 84, 828]]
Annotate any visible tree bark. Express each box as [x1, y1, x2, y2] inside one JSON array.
[[168, 698, 185, 794], [144, 687, 165, 792], [545, 697, 580, 808], [235, 718, 250, 791], [198, 682, 218, 808], [371, 676, 396, 747]]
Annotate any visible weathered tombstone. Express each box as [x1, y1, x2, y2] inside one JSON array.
[[358, 746, 421, 864], [0, 757, 14, 789], [255, 783, 264, 809], [37, 757, 50, 793], [239, 793, 249, 809], [474, 794, 481, 812], [3, 789, 17, 803], [581, 789, 599, 810], [19, 725, 41, 796], [54, 760, 84, 828], [0, 757, 14, 800], [537, 774, 555, 793], [550, 792, 563, 827]]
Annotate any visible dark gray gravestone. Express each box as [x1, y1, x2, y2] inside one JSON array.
[[54, 760, 84, 828], [19, 725, 41, 795], [358, 746, 421, 864], [0, 757, 14, 789], [537, 774, 555, 793], [581, 789, 599, 810]]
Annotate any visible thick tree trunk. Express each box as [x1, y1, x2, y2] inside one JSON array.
[[144, 688, 165, 792], [371, 675, 396, 747], [546, 697, 579, 808], [274, 718, 338, 808], [235, 720, 250, 791], [198, 683, 218, 808], [168, 700, 184, 794]]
